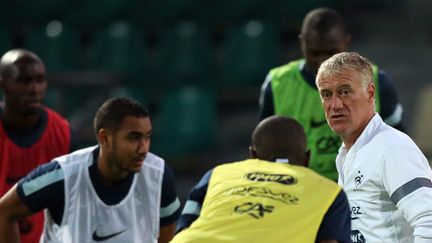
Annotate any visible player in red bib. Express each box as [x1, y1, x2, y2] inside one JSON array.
[[0, 49, 71, 243]]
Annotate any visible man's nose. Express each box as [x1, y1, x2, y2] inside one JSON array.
[[330, 95, 343, 109], [138, 138, 150, 154], [29, 80, 46, 93]]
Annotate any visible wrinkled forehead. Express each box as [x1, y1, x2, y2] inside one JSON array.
[[316, 69, 361, 90]]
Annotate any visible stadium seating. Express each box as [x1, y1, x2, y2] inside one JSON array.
[[69, 0, 138, 28], [14, 0, 73, 23], [0, 25, 14, 56], [217, 19, 281, 87], [151, 86, 217, 157], [86, 21, 150, 83], [24, 20, 82, 71], [156, 20, 214, 86], [109, 85, 148, 107]]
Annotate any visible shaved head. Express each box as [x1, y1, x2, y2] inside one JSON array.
[[0, 49, 43, 80], [251, 115, 308, 166], [300, 7, 347, 37], [0, 49, 47, 118], [299, 7, 350, 74]]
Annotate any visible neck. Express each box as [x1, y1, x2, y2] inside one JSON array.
[[97, 150, 129, 185], [342, 112, 375, 151], [303, 62, 317, 76], [341, 137, 356, 151], [1, 106, 41, 132]]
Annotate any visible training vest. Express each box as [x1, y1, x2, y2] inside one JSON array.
[[40, 146, 164, 243], [0, 107, 70, 243], [271, 59, 380, 180], [172, 159, 341, 243]]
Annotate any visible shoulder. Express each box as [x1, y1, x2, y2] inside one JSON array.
[[373, 123, 412, 148], [144, 152, 165, 169], [44, 107, 69, 126], [316, 190, 351, 242], [212, 160, 248, 174], [56, 146, 97, 173], [269, 59, 303, 77], [377, 70, 394, 85], [369, 122, 426, 167], [17, 161, 64, 202], [300, 166, 341, 189], [376, 71, 399, 94]]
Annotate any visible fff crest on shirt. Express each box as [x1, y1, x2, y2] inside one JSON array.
[[245, 172, 297, 185], [354, 170, 364, 191]]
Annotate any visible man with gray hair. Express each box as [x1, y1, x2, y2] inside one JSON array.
[[259, 7, 404, 182], [316, 51, 432, 242]]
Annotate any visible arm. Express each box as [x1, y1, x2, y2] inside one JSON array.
[[382, 142, 432, 242], [158, 223, 175, 243], [159, 165, 181, 242], [316, 190, 351, 243], [259, 73, 275, 120], [176, 169, 212, 233], [0, 161, 65, 243], [377, 71, 405, 132], [0, 185, 35, 243]]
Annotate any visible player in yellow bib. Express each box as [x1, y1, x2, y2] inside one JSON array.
[[172, 115, 351, 243]]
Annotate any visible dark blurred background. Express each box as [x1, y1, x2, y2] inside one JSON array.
[[1, 0, 431, 201]]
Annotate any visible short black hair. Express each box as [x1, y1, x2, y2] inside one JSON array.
[[93, 97, 149, 135], [301, 7, 347, 36], [252, 115, 307, 165]]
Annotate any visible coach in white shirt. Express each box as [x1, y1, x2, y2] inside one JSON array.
[[315, 51, 432, 243]]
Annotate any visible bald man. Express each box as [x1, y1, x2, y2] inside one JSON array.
[[0, 49, 71, 242], [172, 115, 351, 243]]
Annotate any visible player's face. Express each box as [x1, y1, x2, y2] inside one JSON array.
[[300, 28, 350, 74], [1, 61, 47, 116], [317, 70, 375, 141], [108, 116, 152, 174]]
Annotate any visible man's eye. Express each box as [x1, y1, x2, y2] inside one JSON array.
[[341, 89, 350, 96], [18, 77, 32, 84], [128, 136, 139, 141], [321, 92, 331, 99]]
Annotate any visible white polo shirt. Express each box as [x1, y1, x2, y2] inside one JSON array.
[[337, 113, 432, 243]]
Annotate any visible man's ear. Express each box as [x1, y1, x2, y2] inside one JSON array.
[[249, 146, 258, 159], [97, 128, 109, 146], [368, 82, 375, 101]]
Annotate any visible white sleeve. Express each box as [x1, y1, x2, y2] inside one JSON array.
[[382, 141, 432, 241]]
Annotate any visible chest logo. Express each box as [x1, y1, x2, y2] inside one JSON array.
[[234, 202, 274, 219], [350, 206, 362, 220], [245, 172, 297, 185], [354, 170, 364, 191], [350, 230, 366, 243], [92, 229, 126, 241]]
